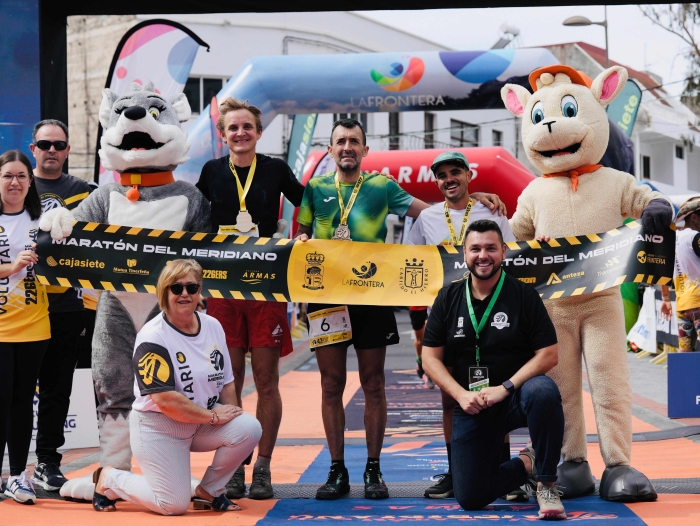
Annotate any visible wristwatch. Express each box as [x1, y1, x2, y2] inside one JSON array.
[[502, 379, 515, 394]]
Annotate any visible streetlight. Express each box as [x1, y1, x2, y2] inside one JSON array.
[[563, 6, 609, 68]]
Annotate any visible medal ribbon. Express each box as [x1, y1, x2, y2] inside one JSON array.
[[335, 172, 365, 225], [444, 198, 474, 246], [229, 156, 257, 212], [465, 270, 506, 365]]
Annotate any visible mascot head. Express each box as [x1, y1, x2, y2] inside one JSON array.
[[501, 65, 628, 174], [98, 81, 191, 174]]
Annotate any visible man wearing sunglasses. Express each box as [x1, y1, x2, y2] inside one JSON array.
[[29, 119, 92, 493]]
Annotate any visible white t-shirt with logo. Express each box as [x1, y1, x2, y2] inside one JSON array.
[[406, 201, 516, 246], [132, 312, 233, 412]]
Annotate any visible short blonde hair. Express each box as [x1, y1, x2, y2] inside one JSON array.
[[217, 98, 263, 134], [156, 259, 203, 312]]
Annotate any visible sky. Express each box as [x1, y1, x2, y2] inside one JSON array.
[[358, 5, 692, 98]]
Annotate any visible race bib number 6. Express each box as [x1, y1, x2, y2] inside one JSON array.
[[308, 306, 352, 348]]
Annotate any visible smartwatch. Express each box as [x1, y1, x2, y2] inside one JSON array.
[[502, 379, 515, 394]]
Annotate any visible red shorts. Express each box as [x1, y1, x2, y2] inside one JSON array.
[[207, 298, 293, 356]]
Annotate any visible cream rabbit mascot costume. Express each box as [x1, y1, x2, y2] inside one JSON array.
[[501, 65, 672, 502]]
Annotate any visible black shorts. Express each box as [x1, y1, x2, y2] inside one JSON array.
[[409, 308, 428, 331], [307, 303, 400, 350]]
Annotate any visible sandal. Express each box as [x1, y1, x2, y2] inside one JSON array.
[[92, 467, 117, 512], [193, 494, 241, 511]]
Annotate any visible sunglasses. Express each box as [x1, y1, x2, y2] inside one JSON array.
[[35, 140, 68, 151], [169, 282, 200, 295]]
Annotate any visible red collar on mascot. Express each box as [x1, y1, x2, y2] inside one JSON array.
[[542, 164, 603, 191], [119, 171, 176, 202], [530, 65, 601, 191]]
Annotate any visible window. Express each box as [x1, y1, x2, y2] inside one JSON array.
[[451, 119, 478, 147], [424, 113, 435, 149], [184, 77, 226, 115], [492, 129, 503, 147], [676, 145, 685, 159], [333, 113, 368, 130], [642, 155, 651, 179], [389, 113, 400, 150]]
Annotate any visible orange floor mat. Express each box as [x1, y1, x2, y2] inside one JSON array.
[[628, 494, 700, 526]]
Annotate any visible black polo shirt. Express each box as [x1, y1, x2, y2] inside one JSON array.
[[423, 271, 557, 391], [196, 153, 305, 237]]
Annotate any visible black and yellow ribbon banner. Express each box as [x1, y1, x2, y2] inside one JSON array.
[[35, 221, 674, 306]]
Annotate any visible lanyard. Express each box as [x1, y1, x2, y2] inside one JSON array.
[[228, 156, 257, 212], [444, 198, 473, 246], [335, 172, 364, 225], [465, 270, 506, 365]]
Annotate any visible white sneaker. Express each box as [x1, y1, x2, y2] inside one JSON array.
[[4, 470, 37, 504], [535, 483, 566, 521]]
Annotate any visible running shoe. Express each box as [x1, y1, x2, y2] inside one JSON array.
[[422, 373, 435, 389], [226, 466, 246, 499], [424, 473, 453, 498], [536, 484, 567, 520], [249, 466, 274, 500], [32, 462, 68, 491], [4, 470, 36, 504], [316, 464, 350, 500], [519, 443, 537, 493], [503, 486, 530, 501], [364, 468, 389, 499]]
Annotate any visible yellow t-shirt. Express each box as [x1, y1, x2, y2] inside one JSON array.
[[0, 210, 50, 341]]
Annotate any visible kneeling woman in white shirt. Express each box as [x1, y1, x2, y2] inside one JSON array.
[[93, 259, 262, 514]]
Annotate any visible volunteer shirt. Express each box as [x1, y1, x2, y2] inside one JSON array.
[[406, 201, 516, 246], [0, 210, 50, 342], [196, 153, 304, 236], [423, 272, 557, 400], [673, 227, 700, 311], [132, 312, 233, 412], [298, 171, 415, 243], [35, 173, 91, 312]]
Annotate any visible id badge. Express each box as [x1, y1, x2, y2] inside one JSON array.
[[308, 306, 352, 348], [218, 224, 260, 237], [468, 366, 489, 392]]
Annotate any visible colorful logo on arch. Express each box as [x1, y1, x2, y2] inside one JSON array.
[[370, 57, 425, 92]]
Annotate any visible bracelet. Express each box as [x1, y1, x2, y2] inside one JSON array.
[[209, 410, 220, 425], [662, 297, 671, 302]]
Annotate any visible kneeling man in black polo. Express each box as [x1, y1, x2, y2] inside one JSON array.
[[422, 219, 566, 521]]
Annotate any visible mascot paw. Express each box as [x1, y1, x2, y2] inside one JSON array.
[[641, 199, 673, 235], [600, 465, 657, 502], [59, 475, 95, 502], [39, 207, 75, 241], [272, 219, 288, 239], [556, 460, 596, 499]]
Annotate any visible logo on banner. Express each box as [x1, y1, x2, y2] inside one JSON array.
[[127, 258, 137, 268], [370, 57, 425, 92], [547, 273, 562, 285], [47, 256, 58, 267], [400, 258, 428, 293], [491, 312, 510, 329], [303, 252, 325, 290], [352, 262, 378, 279], [606, 256, 621, 267], [138, 352, 171, 386]]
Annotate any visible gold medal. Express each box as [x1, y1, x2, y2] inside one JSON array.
[[332, 223, 352, 241], [235, 210, 255, 233], [333, 172, 364, 242]]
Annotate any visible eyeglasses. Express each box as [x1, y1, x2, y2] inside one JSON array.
[[34, 140, 68, 151], [169, 282, 200, 295], [1, 173, 30, 183]]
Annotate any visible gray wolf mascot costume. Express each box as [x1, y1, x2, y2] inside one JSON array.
[[41, 82, 210, 499]]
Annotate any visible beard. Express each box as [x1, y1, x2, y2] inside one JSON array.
[[336, 154, 360, 173], [467, 258, 502, 281]]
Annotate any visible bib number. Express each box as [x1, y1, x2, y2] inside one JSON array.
[[218, 224, 260, 237], [308, 306, 352, 348]]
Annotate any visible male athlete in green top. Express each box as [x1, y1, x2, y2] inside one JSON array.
[[295, 118, 504, 502]]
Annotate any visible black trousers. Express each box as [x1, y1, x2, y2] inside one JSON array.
[[35, 310, 85, 465], [0, 340, 48, 476]]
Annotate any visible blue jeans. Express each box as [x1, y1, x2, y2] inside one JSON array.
[[452, 375, 564, 510]]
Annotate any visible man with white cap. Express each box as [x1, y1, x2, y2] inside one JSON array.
[[661, 197, 700, 352]]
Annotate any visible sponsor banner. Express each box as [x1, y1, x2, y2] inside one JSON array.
[[36, 221, 674, 306]]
